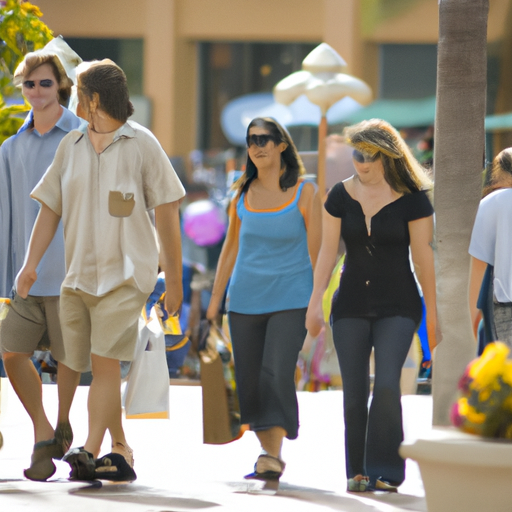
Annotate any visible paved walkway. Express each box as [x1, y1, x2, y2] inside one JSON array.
[[0, 379, 432, 512]]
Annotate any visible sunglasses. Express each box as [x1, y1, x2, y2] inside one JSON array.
[[352, 149, 379, 163], [23, 79, 55, 89], [246, 134, 277, 148]]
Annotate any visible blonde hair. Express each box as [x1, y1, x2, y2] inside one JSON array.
[[13, 52, 73, 106], [343, 118, 432, 194], [482, 147, 512, 197]]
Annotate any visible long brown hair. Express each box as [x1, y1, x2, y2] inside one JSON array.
[[77, 60, 134, 122], [233, 117, 305, 195], [482, 148, 512, 197], [343, 118, 432, 194]]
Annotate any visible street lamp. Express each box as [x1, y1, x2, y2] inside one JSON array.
[[274, 43, 372, 194]]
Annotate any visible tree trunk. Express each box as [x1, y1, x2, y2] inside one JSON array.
[[432, 0, 488, 425]]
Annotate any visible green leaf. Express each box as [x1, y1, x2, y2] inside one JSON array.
[[0, 1, 53, 141]]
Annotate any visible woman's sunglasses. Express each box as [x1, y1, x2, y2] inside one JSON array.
[[352, 149, 379, 163], [23, 79, 55, 89], [246, 134, 277, 148]]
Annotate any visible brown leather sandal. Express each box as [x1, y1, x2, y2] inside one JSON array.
[[54, 422, 73, 454], [24, 438, 63, 481]]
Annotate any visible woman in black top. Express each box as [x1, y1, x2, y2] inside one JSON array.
[[306, 119, 437, 492]]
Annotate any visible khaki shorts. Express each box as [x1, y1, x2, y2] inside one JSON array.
[[0, 293, 65, 361], [59, 285, 148, 373]]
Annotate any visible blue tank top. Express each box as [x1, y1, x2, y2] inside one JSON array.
[[228, 181, 313, 314]]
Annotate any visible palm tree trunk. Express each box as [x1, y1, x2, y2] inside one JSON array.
[[432, 0, 488, 425]]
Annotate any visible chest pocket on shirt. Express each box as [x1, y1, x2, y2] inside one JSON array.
[[109, 190, 135, 217]]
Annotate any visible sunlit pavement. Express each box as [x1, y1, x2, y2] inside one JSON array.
[[0, 378, 431, 512]]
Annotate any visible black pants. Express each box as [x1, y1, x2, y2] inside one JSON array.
[[228, 308, 306, 440], [332, 316, 416, 485]]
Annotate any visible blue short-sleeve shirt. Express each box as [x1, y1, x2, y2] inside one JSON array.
[[0, 107, 83, 297]]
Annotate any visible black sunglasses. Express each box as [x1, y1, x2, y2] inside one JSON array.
[[352, 149, 379, 163], [23, 79, 55, 89], [246, 134, 277, 148]]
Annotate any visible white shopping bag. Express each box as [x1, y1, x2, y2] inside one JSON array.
[[123, 309, 170, 419]]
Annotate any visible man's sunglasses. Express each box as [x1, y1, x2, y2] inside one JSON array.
[[246, 134, 277, 148], [352, 149, 379, 163], [23, 79, 55, 89]]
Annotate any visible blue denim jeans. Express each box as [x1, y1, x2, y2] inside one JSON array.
[[332, 316, 417, 486]]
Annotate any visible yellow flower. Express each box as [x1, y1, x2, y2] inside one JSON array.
[[503, 395, 512, 412], [466, 404, 486, 425], [478, 388, 492, 402], [20, 2, 43, 17], [469, 342, 510, 389], [502, 361, 512, 387], [458, 397, 470, 416]]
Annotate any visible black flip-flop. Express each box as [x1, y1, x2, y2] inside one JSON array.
[[63, 447, 96, 481], [95, 453, 137, 482], [244, 454, 285, 481]]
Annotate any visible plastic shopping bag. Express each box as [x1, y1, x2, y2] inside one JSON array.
[[123, 310, 170, 419]]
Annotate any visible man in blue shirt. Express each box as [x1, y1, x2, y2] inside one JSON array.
[[0, 51, 82, 481]]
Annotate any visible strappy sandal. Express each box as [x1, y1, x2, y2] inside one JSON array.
[[63, 447, 96, 481], [373, 478, 398, 492], [111, 442, 134, 467], [347, 475, 370, 492], [244, 454, 286, 481], [24, 438, 65, 481], [95, 453, 137, 482]]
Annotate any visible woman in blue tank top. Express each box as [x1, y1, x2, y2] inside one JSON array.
[[207, 117, 321, 482]]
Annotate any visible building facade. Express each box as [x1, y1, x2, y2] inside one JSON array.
[[37, 0, 512, 159]]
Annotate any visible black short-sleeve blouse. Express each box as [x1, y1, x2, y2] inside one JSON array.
[[324, 181, 434, 325]]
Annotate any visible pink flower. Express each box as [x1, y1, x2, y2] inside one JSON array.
[[450, 402, 464, 428], [458, 365, 473, 394]]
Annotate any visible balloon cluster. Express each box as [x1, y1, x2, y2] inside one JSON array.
[[183, 199, 227, 247]]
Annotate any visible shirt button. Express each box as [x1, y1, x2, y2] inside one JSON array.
[[366, 280, 370, 286]]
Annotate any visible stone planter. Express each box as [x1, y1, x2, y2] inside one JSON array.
[[400, 427, 512, 512]]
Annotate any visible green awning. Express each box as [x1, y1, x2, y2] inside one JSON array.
[[332, 96, 512, 132], [484, 112, 512, 131], [332, 96, 436, 128]]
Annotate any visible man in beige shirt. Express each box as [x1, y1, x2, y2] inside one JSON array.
[[16, 60, 185, 482]]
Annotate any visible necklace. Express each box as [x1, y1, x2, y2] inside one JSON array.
[[89, 125, 119, 135]]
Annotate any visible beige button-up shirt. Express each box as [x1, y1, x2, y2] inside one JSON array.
[[32, 121, 185, 296]]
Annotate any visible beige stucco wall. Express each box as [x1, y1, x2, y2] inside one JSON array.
[[35, 0, 512, 159], [36, 0, 337, 157], [176, 0, 323, 41], [37, 0, 145, 37]]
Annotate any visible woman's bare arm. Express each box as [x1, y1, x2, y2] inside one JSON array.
[[299, 182, 322, 270], [306, 208, 342, 337], [206, 201, 240, 321], [409, 215, 438, 352], [468, 256, 487, 338]]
